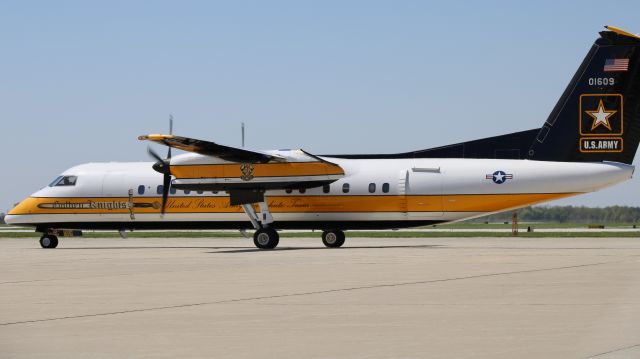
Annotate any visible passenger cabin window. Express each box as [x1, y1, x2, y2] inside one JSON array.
[[138, 185, 145, 195], [342, 183, 350, 193], [51, 176, 77, 187], [323, 184, 330, 193], [382, 183, 390, 193], [368, 183, 376, 193], [157, 185, 177, 194]]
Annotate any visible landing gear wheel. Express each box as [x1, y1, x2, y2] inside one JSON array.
[[322, 230, 345, 248], [39, 235, 59, 249], [253, 228, 279, 249]]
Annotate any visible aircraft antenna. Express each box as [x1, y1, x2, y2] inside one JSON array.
[[241, 122, 245, 148]]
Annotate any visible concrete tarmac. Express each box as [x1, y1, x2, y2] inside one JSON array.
[[2, 236, 640, 359]]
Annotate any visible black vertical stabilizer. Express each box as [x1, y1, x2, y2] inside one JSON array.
[[527, 27, 640, 165], [325, 27, 640, 163]]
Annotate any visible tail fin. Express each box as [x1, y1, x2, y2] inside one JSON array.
[[527, 26, 640, 164]]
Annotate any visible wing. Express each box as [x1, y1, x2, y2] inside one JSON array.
[[138, 134, 280, 163], [139, 134, 345, 204]]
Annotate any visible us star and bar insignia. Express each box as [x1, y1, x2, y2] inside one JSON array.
[[485, 170, 513, 184]]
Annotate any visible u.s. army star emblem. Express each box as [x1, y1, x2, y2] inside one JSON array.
[[586, 99, 616, 131]]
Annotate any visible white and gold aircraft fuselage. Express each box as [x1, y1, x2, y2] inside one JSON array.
[[7, 156, 634, 228]]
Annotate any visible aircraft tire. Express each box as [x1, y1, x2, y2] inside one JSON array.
[[253, 228, 279, 249], [39, 235, 59, 249], [322, 230, 345, 248]]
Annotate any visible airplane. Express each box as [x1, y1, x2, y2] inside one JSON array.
[[5, 26, 640, 250]]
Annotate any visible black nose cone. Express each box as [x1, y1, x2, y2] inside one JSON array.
[[152, 160, 169, 174]]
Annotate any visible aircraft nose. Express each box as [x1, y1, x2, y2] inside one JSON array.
[[4, 202, 21, 225], [5, 198, 30, 226], [3, 214, 16, 225]]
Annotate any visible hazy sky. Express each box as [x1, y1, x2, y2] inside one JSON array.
[[2, 0, 639, 211]]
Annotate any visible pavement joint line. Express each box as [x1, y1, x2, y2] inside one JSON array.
[[250, 302, 640, 307], [583, 343, 640, 358], [0, 259, 624, 327]]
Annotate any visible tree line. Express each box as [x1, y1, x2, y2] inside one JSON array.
[[477, 206, 640, 224]]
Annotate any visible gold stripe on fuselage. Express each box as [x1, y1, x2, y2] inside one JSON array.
[[8, 193, 578, 215], [170, 162, 345, 179]]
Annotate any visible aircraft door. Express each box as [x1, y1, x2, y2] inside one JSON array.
[[397, 170, 408, 216], [406, 165, 444, 218], [101, 172, 126, 197], [97, 172, 127, 220]]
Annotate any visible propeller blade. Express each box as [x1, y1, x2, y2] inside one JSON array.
[[147, 146, 164, 163], [168, 115, 173, 159], [161, 173, 171, 215], [147, 117, 175, 215]]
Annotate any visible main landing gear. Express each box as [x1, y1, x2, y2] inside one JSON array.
[[239, 197, 347, 249], [242, 200, 280, 250], [39, 234, 59, 249], [322, 230, 345, 248], [249, 228, 346, 249], [253, 227, 279, 249]]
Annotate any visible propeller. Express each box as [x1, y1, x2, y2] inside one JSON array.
[[148, 116, 174, 215]]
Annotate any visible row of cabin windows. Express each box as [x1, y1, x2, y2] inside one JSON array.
[[137, 185, 220, 195], [285, 182, 390, 194], [139, 182, 391, 196]]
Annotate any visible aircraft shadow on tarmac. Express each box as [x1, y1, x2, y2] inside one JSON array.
[[54, 246, 250, 250], [40, 244, 626, 253], [213, 244, 444, 253], [49, 244, 444, 252]]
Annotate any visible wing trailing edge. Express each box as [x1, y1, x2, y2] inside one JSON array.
[[139, 134, 282, 163]]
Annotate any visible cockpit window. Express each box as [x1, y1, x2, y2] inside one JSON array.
[[48, 176, 63, 187], [50, 175, 78, 187]]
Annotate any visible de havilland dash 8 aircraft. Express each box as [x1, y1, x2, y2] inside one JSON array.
[[5, 26, 640, 249]]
